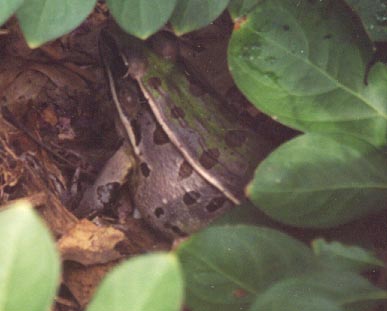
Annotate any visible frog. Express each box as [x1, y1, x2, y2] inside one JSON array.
[[76, 24, 272, 239]]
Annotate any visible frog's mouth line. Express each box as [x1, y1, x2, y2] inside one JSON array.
[[104, 63, 142, 158]]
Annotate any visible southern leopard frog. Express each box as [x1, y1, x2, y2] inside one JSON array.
[[84, 26, 271, 238]]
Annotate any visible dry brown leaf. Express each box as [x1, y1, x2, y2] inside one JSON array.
[[63, 261, 115, 308], [58, 219, 126, 265]]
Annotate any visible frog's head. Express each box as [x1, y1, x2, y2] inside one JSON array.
[[99, 23, 182, 84], [99, 24, 149, 80]]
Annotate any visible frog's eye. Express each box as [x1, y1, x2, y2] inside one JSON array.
[[123, 49, 149, 79]]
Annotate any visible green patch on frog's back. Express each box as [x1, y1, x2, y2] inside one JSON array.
[[139, 50, 270, 201]]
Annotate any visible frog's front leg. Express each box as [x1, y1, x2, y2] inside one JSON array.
[[74, 141, 136, 218]]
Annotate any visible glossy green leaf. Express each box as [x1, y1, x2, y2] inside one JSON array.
[[228, 0, 387, 147], [0, 203, 60, 311], [177, 225, 386, 311], [106, 0, 177, 39], [0, 0, 24, 26], [251, 293, 342, 311], [249, 270, 387, 311], [228, 0, 260, 19], [16, 0, 96, 48], [248, 134, 387, 227], [170, 0, 230, 35], [312, 238, 384, 272], [87, 253, 183, 311], [345, 0, 387, 41], [177, 225, 315, 311]]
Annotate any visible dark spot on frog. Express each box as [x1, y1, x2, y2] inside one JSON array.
[[178, 160, 193, 179], [148, 77, 162, 89], [206, 197, 226, 212], [140, 162, 151, 177], [323, 34, 332, 39], [154, 207, 165, 218], [225, 130, 247, 148], [199, 148, 220, 170], [153, 124, 170, 145], [170, 106, 185, 119], [183, 191, 201, 205], [130, 119, 141, 146], [282, 25, 290, 31]]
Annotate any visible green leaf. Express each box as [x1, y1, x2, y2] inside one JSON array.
[[0, 203, 60, 311], [16, 0, 96, 48], [312, 238, 384, 272], [228, 0, 260, 19], [177, 225, 315, 311], [251, 293, 342, 311], [0, 0, 24, 26], [248, 133, 387, 227], [87, 253, 183, 311], [177, 225, 386, 311], [249, 270, 387, 311], [345, 0, 387, 41], [170, 0, 230, 35], [228, 0, 387, 147], [106, 0, 177, 39]]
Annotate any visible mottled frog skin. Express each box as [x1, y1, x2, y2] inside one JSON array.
[[99, 25, 272, 238]]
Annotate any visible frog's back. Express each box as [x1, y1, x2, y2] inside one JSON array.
[[138, 46, 272, 203], [134, 104, 234, 238]]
